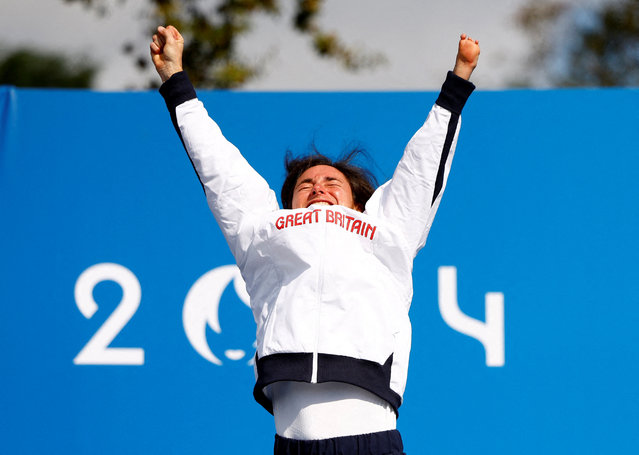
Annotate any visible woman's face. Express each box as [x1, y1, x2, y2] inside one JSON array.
[[291, 165, 356, 210]]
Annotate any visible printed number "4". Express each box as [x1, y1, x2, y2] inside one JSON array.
[[74, 263, 144, 365]]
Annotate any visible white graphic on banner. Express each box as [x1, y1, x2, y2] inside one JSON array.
[[74, 263, 144, 365], [438, 266, 505, 367], [182, 265, 252, 365], [73, 263, 502, 367]]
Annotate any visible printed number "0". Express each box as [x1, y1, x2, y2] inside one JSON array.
[[74, 263, 144, 365]]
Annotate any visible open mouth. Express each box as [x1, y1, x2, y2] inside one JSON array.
[[306, 201, 333, 207]]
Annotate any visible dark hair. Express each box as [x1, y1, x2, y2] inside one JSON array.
[[281, 147, 378, 211]]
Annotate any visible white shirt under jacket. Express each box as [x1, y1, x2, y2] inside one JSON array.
[[160, 71, 475, 417]]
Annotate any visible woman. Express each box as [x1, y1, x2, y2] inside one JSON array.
[[151, 25, 479, 455]]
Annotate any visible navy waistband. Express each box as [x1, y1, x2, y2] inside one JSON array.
[[274, 429, 405, 455], [253, 352, 402, 416]]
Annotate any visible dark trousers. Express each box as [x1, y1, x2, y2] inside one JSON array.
[[274, 429, 405, 455]]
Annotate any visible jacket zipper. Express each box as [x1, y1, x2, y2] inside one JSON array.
[[311, 215, 327, 383]]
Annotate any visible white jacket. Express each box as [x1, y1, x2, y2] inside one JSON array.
[[160, 72, 475, 416]]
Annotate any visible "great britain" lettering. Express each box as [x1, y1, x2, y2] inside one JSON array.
[[275, 209, 377, 240]]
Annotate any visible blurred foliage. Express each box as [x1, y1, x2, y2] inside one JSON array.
[[517, 0, 639, 86], [64, 0, 384, 88], [0, 49, 96, 88]]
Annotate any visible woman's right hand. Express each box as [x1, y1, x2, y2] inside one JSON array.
[[150, 25, 184, 83]]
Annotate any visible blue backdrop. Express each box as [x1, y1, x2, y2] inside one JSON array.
[[1, 84, 638, 454]]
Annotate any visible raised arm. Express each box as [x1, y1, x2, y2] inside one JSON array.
[[366, 34, 479, 254], [150, 26, 279, 261]]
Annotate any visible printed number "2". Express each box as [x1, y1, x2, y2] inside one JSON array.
[[74, 263, 144, 365]]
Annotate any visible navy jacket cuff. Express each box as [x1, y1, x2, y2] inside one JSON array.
[[435, 71, 475, 114], [159, 71, 197, 111]]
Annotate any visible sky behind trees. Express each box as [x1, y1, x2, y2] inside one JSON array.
[[0, 0, 611, 90]]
